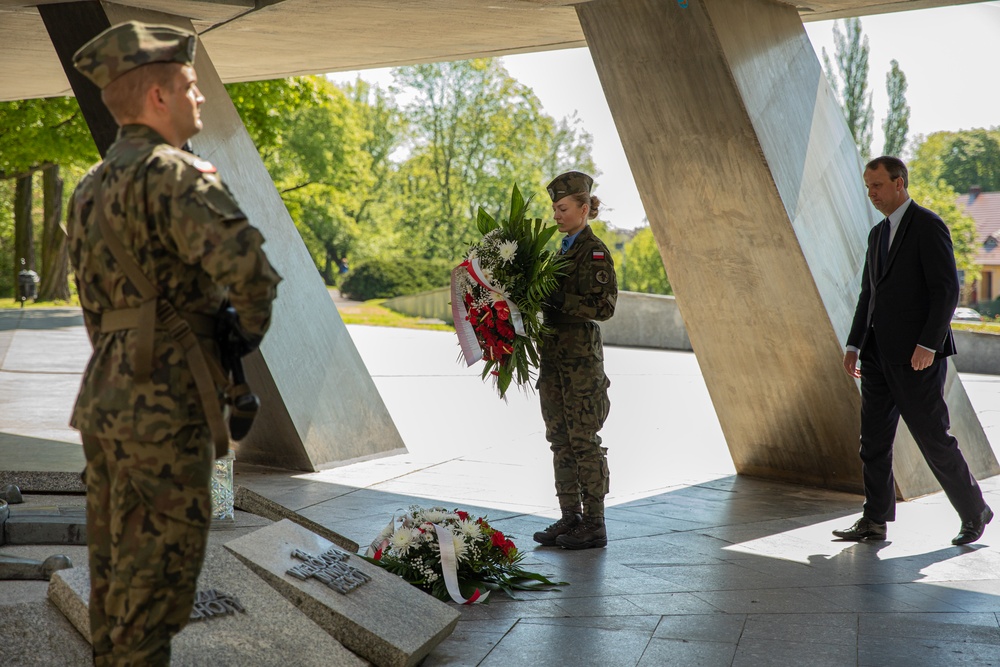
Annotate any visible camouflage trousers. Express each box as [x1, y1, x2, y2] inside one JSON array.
[[538, 356, 611, 519], [82, 425, 214, 667]]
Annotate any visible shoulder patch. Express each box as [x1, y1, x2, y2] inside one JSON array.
[[596, 269, 611, 285], [192, 158, 217, 173], [592, 250, 606, 261]]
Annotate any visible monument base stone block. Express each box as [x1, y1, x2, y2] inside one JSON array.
[[224, 519, 459, 667], [48, 544, 367, 667]]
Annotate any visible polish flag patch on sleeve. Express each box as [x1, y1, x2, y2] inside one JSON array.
[[592, 250, 605, 261], [192, 158, 217, 174]]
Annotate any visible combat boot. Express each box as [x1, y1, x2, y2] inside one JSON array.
[[556, 516, 607, 550], [533, 509, 583, 546]]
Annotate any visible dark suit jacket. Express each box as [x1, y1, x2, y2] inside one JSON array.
[[847, 200, 959, 365]]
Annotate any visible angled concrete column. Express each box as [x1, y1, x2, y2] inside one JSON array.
[[577, 0, 997, 496], [43, 2, 405, 471]]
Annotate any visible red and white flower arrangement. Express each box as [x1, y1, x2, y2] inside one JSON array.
[[451, 184, 565, 398], [364, 505, 565, 604]]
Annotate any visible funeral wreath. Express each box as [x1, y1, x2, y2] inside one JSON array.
[[364, 505, 566, 604], [451, 184, 566, 399]]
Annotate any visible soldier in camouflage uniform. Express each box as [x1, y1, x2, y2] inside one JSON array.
[[532, 171, 617, 550], [67, 21, 281, 666]]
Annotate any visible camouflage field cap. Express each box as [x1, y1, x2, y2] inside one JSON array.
[[546, 171, 594, 203], [73, 21, 197, 89]]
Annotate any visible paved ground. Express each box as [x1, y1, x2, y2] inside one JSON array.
[[4, 308, 1000, 666]]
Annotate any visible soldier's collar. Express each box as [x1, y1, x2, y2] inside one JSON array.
[[117, 123, 170, 145]]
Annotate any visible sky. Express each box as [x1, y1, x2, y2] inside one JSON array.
[[328, 1, 1000, 231]]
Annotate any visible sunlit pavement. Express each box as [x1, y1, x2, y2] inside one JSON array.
[[4, 309, 1000, 666]]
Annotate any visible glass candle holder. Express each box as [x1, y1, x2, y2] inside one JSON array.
[[210, 449, 235, 523]]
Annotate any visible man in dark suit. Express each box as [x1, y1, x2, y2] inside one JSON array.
[[834, 156, 992, 546]]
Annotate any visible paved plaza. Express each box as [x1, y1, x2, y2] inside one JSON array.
[[3, 308, 1000, 665]]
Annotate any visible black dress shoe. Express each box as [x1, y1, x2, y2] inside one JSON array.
[[952, 505, 993, 546], [832, 517, 887, 541]]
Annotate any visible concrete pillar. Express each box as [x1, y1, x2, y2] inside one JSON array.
[[577, 0, 997, 496], [41, 2, 405, 471]]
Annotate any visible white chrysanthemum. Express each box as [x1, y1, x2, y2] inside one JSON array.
[[450, 533, 469, 561], [459, 519, 481, 539], [389, 528, 416, 553], [467, 247, 478, 261], [498, 239, 517, 263], [422, 509, 447, 524]]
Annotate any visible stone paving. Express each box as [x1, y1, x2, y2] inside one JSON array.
[[3, 308, 1000, 666]]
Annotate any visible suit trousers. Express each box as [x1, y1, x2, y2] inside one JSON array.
[[859, 334, 985, 524]]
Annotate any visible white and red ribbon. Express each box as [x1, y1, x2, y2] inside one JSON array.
[[451, 257, 526, 367], [432, 523, 488, 605]]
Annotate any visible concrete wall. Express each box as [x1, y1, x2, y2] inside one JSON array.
[[385, 290, 1000, 373], [953, 329, 1000, 375], [383, 289, 693, 351]]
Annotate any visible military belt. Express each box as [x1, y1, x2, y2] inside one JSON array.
[[101, 308, 216, 337]]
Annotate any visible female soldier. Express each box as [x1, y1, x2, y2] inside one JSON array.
[[532, 171, 617, 550]]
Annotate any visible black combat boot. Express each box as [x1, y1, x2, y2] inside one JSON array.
[[556, 516, 607, 550], [533, 509, 583, 546]]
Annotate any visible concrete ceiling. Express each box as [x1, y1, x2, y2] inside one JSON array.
[[0, 0, 987, 102]]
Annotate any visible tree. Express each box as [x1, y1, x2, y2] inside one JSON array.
[[228, 76, 384, 285], [823, 18, 874, 160], [882, 59, 909, 157], [624, 226, 672, 295], [910, 129, 1000, 193], [38, 165, 70, 301], [940, 129, 1000, 193], [13, 174, 33, 297], [0, 96, 96, 299], [393, 59, 595, 262]]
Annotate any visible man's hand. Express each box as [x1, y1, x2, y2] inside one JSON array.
[[843, 350, 860, 378], [911, 346, 935, 371]]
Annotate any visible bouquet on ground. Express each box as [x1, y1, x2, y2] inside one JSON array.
[[451, 184, 566, 399], [363, 505, 566, 604]]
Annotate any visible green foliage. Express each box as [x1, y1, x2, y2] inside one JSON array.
[[940, 129, 1000, 193], [228, 76, 385, 285], [910, 129, 1000, 193], [823, 18, 874, 160], [0, 179, 13, 297], [392, 59, 594, 262], [624, 226, 672, 295], [882, 59, 910, 157], [0, 97, 97, 176], [340, 257, 451, 301]]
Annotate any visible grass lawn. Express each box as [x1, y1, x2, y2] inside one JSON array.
[[0, 297, 79, 309], [334, 297, 454, 332], [951, 321, 1000, 335]]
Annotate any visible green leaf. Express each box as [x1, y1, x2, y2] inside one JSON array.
[[477, 206, 498, 236]]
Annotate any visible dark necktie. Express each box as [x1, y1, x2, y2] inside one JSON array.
[[560, 237, 571, 254], [879, 219, 890, 277]]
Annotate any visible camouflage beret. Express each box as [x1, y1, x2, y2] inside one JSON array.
[[546, 171, 594, 203], [73, 21, 197, 89]]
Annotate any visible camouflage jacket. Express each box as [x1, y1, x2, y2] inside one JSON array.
[[67, 124, 281, 441], [542, 225, 618, 361]]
